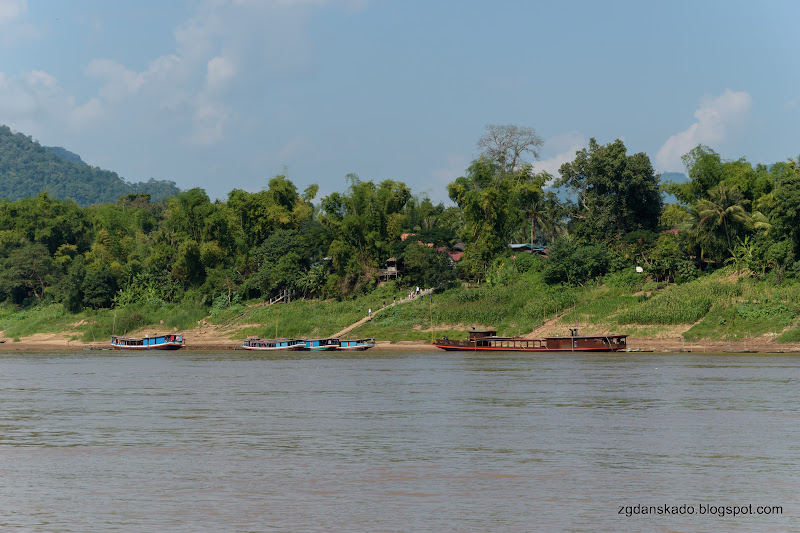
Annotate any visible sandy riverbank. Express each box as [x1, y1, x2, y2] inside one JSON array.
[[0, 332, 796, 353]]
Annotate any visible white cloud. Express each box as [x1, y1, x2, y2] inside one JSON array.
[[2, 0, 370, 160], [206, 55, 236, 93], [0, 70, 74, 133], [0, 72, 37, 117], [531, 132, 586, 185], [186, 101, 231, 146], [0, 0, 25, 25], [0, 0, 38, 46], [22, 70, 59, 94], [85, 59, 145, 100], [71, 97, 105, 130], [655, 89, 752, 172]]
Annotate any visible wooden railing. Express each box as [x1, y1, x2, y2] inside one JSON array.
[[269, 289, 295, 305]]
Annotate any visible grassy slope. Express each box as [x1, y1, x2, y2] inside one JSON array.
[[2, 267, 800, 344]]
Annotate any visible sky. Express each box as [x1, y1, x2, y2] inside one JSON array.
[[1, 0, 798, 204]]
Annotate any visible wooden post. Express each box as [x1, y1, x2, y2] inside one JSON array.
[[429, 293, 434, 343]]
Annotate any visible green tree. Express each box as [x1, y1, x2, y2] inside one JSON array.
[[297, 261, 328, 299], [448, 157, 518, 279], [82, 265, 119, 309], [557, 138, 663, 242], [318, 175, 411, 293], [226, 175, 316, 250], [171, 240, 205, 286], [0, 243, 59, 303], [664, 145, 724, 204], [398, 241, 455, 288], [59, 256, 87, 312], [695, 184, 752, 253], [512, 167, 551, 246], [246, 229, 307, 298], [166, 188, 214, 243], [542, 237, 618, 286], [667, 145, 776, 209], [768, 159, 800, 258]]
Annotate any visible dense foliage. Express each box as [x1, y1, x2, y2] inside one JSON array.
[[0, 125, 180, 205]]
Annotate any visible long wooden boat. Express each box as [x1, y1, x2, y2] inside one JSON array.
[[433, 329, 627, 352], [111, 333, 185, 350], [241, 337, 305, 351], [298, 338, 340, 351], [338, 338, 376, 351]]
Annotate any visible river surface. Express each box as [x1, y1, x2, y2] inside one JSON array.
[[0, 350, 798, 532]]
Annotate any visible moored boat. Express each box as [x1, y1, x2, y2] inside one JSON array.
[[338, 338, 376, 351], [111, 333, 185, 350], [241, 337, 305, 351], [298, 338, 340, 351], [433, 329, 627, 352]]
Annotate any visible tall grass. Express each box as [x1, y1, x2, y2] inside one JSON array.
[[349, 279, 587, 341], [212, 296, 387, 339], [616, 276, 743, 325], [616, 288, 712, 325], [681, 282, 800, 341], [0, 303, 73, 339], [77, 300, 210, 342], [571, 294, 637, 321]]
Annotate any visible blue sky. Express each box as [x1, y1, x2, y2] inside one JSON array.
[[1, 0, 798, 204]]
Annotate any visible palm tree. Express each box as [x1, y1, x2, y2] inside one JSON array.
[[298, 262, 328, 298], [695, 184, 752, 252], [787, 154, 800, 171], [519, 195, 546, 248], [538, 192, 567, 243], [513, 193, 565, 248]]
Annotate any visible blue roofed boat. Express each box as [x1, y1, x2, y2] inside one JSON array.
[[241, 337, 305, 351], [298, 338, 340, 351], [338, 338, 376, 351], [111, 333, 185, 350]]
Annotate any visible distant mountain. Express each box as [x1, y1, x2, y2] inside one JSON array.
[[44, 145, 83, 164], [659, 172, 688, 204], [0, 125, 180, 206], [659, 171, 688, 184]]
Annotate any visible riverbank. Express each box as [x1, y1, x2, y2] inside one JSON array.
[[3, 271, 800, 354], [0, 332, 796, 353]]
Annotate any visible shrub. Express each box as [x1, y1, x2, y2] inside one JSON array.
[[603, 270, 645, 292]]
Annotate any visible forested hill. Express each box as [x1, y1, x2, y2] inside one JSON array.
[[0, 125, 180, 206]]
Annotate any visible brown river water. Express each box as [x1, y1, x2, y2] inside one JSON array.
[[0, 350, 797, 532]]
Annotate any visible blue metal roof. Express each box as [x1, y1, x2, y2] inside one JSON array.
[[509, 243, 547, 252]]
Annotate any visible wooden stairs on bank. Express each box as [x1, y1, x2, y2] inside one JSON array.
[[332, 288, 432, 338]]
